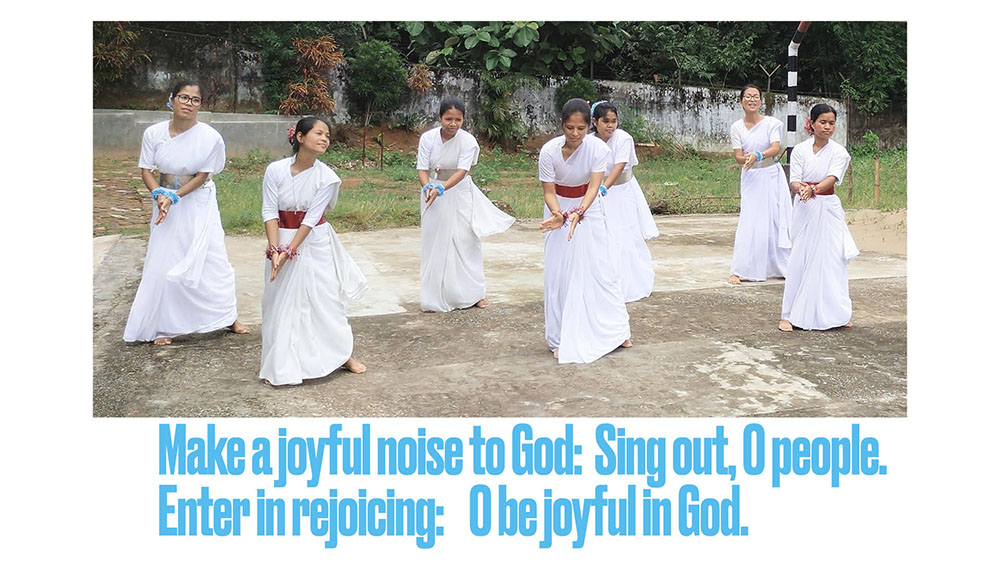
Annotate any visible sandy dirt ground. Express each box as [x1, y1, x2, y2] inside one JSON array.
[[93, 210, 906, 418]]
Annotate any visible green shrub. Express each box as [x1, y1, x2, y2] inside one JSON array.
[[554, 74, 597, 111]]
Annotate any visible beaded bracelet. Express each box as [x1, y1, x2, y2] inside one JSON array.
[[264, 244, 298, 260], [151, 188, 180, 205], [561, 207, 585, 224]]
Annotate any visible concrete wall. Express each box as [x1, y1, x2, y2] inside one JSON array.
[[95, 83, 847, 156], [94, 110, 299, 156]]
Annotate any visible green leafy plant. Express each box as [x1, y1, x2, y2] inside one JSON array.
[[478, 71, 539, 150], [93, 22, 149, 93], [554, 74, 597, 112], [851, 130, 881, 159], [345, 40, 409, 162]]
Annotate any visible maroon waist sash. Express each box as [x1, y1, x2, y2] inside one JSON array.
[[278, 210, 326, 228], [555, 183, 588, 198]]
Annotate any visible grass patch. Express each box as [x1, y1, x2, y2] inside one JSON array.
[[109, 143, 906, 235]]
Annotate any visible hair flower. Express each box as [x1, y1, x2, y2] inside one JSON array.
[[287, 125, 297, 146], [803, 117, 814, 136]]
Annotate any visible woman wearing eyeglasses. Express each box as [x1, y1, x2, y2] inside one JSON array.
[[728, 84, 792, 285], [123, 81, 250, 345]]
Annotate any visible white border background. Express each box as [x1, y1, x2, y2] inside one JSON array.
[[5, 3, 997, 560]]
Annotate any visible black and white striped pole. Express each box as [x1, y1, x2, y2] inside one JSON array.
[[785, 21, 811, 164]]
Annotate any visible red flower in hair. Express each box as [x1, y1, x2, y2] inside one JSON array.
[[803, 117, 814, 136], [287, 125, 297, 146]]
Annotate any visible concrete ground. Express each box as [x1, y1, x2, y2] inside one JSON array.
[[92, 214, 906, 417]]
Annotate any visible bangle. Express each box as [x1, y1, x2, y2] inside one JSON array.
[[265, 244, 297, 260], [152, 188, 180, 204], [599, 185, 608, 196], [567, 206, 585, 222]]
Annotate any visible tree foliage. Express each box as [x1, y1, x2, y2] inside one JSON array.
[[345, 39, 409, 125], [555, 75, 598, 112], [100, 21, 907, 117], [93, 22, 150, 92], [277, 36, 344, 116]]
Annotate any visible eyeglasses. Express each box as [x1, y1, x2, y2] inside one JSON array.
[[743, 95, 761, 101], [174, 94, 202, 106]]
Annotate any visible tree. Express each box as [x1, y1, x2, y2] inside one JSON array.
[[277, 36, 344, 116], [93, 22, 149, 94], [345, 40, 409, 162]]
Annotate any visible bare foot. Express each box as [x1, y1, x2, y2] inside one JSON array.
[[229, 320, 250, 334], [621, 339, 633, 348], [153, 337, 173, 346], [474, 299, 489, 308], [778, 320, 793, 332], [553, 349, 559, 360], [344, 357, 367, 374], [843, 321, 853, 328], [728, 274, 741, 285]]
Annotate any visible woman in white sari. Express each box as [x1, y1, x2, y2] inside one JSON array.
[[729, 84, 792, 284], [591, 101, 657, 302], [260, 117, 368, 385], [123, 81, 249, 345], [417, 97, 515, 312], [539, 98, 631, 364], [780, 103, 858, 332]]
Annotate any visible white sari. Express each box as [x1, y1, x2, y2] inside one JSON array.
[[418, 127, 514, 312], [597, 129, 656, 302], [540, 135, 631, 364], [259, 158, 368, 385], [729, 116, 792, 281], [123, 121, 238, 342], [781, 137, 858, 330]]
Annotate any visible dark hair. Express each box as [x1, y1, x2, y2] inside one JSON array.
[[739, 84, 762, 100], [291, 116, 332, 154], [170, 80, 201, 98], [439, 97, 466, 117], [810, 103, 837, 121], [591, 101, 618, 131], [561, 98, 591, 124]]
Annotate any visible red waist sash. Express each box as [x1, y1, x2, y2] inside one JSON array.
[[803, 181, 835, 196], [278, 210, 326, 229], [555, 183, 588, 198]]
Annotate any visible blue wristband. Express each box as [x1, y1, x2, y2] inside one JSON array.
[[152, 188, 180, 204], [435, 184, 445, 196], [599, 185, 608, 196], [755, 151, 764, 162]]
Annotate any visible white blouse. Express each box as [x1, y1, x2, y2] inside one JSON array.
[[416, 127, 479, 172], [789, 137, 851, 186], [538, 134, 610, 186], [730, 115, 782, 154], [597, 128, 639, 173], [138, 121, 225, 175], [261, 157, 340, 228]]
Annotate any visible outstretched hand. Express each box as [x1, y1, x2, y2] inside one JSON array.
[[539, 212, 565, 233]]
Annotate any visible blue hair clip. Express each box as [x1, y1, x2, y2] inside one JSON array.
[[167, 95, 173, 110], [590, 100, 609, 120]]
